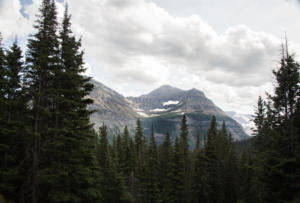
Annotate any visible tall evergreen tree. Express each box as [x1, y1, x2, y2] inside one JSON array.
[[160, 132, 174, 202], [98, 124, 127, 202], [191, 149, 208, 203], [37, 4, 101, 202], [252, 41, 300, 202], [0, 41, 29, 202], [239, 149, 255, 203], [205, 116, 222, 203], [170, 136, 186, 203], [179, 115, 189, 160], [21, 1, 102, 201], [22, 0, 61, 201], [134, 119, 146, 181], [122, 126, 136, 177], [144, 123, 160, 202], [179, 115, 191, 201], [135, 119, 144, 156]]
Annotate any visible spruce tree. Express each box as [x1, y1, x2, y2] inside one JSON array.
[[98, 124, 127, 202], [0, 41, 28, 202], [252, 41, 300, 202], [135, 119, 144, 156], [22, 0, 61, 201], [239, 149, 255, 203], [170, 136, 186, 203], [21, 1, 102, 201], [160, 132, 174, 202], [179, 115, 191, 202], [270, 44, 300, 201], [180, 115, 189, 160], [191, 149, 208, 203], [40, 4, 101, 202], [134, 119, 146, 183], [122, 126, 136, 177], [144, 123, 160, 202], [205, 116, 222, 203]]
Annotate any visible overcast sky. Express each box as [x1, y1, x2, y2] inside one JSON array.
[[1, 0, 300, 114]]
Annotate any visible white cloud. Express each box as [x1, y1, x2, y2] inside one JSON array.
[[0, 0, 31, 40], [1, 0, 299, 115]]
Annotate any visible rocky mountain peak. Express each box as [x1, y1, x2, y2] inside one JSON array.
[[143, 85, 183, 99], [186, 88, 205, 97], [88, 79, 249, 141]]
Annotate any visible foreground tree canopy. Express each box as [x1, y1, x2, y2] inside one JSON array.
[[0, 0, 299, 202]]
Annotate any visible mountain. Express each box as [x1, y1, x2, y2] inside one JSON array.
[[127, 85, 224, 116], [88, 79, 249, 144], [226, 111, 254, 136], [87, 80, 138, 134]]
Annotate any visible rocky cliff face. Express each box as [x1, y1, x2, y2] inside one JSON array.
[[88, 79, 249, 142], [88, 80, 138, 133]]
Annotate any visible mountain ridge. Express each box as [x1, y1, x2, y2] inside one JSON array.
[[88, 79, 249, 142]]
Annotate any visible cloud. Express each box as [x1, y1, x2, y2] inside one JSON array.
[[64, 0, 285, 87], [1, 0, 299, 114], [0, 0, 31, 40]]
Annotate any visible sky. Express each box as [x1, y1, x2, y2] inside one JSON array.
[[1, 0, 300, 115]]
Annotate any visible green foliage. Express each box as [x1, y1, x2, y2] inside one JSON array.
[[144, 123, 160, 202], [159, 132, 174, 202], [251, 41, 300, 202], [0, 41, 29, 203], [170, 136, 186, 203], [97, 124, 127, 203]]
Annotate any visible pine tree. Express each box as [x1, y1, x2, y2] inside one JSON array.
[[170, 136, 186, 203], [252, 41, 300, 202], [22, 0, 61, 201], [179, 115, 191, 202], [41, 4, 101, 202], [134, 119, 146, 182], [116, 134, 123, 166], [144, 123, 160, 202], [222, 145, 238, 203], [21, 1, 102, 201], [0, 41, 29, 202], [98, 124, 128, 202], [268, 43, 300, 201], [191, 149, 208, 203], [205, 116, 222, 203], [239, 149, 255, 203], [135, 119, 144, 156], [159, 132, 174, 202], [180, 115, 189, 160], [122, 126, 136, 177]]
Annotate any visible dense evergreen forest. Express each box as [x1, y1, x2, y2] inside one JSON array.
[[0, 0, 299, 202]]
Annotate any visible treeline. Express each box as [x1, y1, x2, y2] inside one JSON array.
[[0, 0, 299, 202], [95, 115, 242, 203]]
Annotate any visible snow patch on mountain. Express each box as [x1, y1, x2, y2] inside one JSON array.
[[150, 108, 169, 112], [163, 100, 180, 106]]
